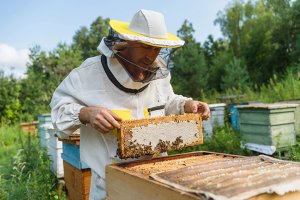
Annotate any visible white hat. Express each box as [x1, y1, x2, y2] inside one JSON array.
[[109, 9, 184, 48]]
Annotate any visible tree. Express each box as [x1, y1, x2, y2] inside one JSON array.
[[0, 71, 22, 124], [20, 45, 83, 119], [207, 50, 233, 91], [73, 16, 110, 60], [215, 0, 298, 85], [290, 0, 300, 64], [203, 35, 227, 67], [171, 20, 208, 98], [202, 35, 230, 91], [221, 57, 250, 90]]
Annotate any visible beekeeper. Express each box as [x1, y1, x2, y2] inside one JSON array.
[[50, 9, 210, 200]]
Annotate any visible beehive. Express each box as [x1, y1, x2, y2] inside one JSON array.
[[236, 104, 298, 149], [202, 103, 226, 136], [63, 161, 91, 200], [106, 151, 300, 200], [117, 114, 203, 159], [20, 121, 38, 135], [38, 113, 53, 148], [48, 128, 64, 178], [275, 100, 300, 136], [60, 131, 91, 200]]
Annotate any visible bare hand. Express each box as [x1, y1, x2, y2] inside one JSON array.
[[184, 100, 210, 120], [79, 107, 122, 133]]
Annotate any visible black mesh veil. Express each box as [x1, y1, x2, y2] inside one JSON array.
[[103, 28, 176, 83]]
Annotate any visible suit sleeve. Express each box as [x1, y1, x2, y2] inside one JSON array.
[[161, 74, 192, 115], [49, 69, 85, 139]]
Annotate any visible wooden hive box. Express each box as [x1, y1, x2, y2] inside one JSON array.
[[37, 113, 53, 148], [59, 132, 91, 200], [61, 142, 89, 169], [236, 104, 298, 148], [48, 128, 64, 178], [275, 100, 300, 136], [63, 161, 91, 200], [106, 151, 300, 200], [202, 103, 226, 136], [117, 113, 203, 159], [20, 121, 38, 135]]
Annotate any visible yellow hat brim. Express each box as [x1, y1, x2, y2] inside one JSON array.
[[109, 20, 183, 48]]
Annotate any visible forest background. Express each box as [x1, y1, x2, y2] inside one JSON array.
[[1, 0, 300, 124]]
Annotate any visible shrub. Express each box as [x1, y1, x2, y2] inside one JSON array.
[[0, 126, 66, 200]]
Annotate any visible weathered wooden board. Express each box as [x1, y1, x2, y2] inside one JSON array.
[[106, 151, 300, 200], [63, 161, 91, 200], [58, 130, 81, 145], [151, 155, 300, 200]]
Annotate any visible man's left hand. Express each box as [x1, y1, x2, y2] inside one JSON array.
[[184, 100, 210, 120]]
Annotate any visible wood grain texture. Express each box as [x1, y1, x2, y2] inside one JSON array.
[[151, 155, 300, 200], [106, 152, 300, 200], [63, 161, 91, 200]]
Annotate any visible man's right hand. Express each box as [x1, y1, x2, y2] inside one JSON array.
[[79, 107, 122, 133]]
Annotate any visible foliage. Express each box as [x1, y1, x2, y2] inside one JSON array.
[[0, 126, 66, 200], [0, 72, 22, 124], [73, 16, 110, 60], [221, 57, 249, 90], [276, 138, 300, 161], [171, 20, 208, 98], [170, 124, 253, 156], [202, 68, 300, 104], [20, 44, 83, 121], [214, 0, 300, 84], [202, 35, 227, 67]]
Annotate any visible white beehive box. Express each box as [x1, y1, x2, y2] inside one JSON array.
[[203, 103, 226, 137], [38, 114, 52, 148], [48, 128, 64, 178]]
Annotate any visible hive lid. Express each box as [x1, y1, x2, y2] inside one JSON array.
[[151, 155, 300, 200], [236, 103, 299, 110], [209, 103, 226, 108], [38, 113, 51, 117]]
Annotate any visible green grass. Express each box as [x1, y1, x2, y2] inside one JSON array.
[[203, 71, 300, 103], [169, 124, 253, 156], [170, 123, 300, 162], [0, 126, 23, 175], [273, 137, 300, 161], [0, 125, 66, 200]]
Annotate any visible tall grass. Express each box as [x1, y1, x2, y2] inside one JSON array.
[[0, 125, 66, 200], [169, 124, 253, 156], [203, 71, 300, 103]]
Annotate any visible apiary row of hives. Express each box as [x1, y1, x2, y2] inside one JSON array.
[[36, 102, 300, 200], [106, 107, 300, 200]]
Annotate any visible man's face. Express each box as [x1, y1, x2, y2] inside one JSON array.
[[117, 41, 161, 82]]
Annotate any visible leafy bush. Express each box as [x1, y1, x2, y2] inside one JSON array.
[[0, 126, 66, 200], [169, 124, 253, 156], [203, 69, 300, 103]]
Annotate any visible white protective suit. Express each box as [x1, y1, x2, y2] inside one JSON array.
[[50, 38, 191, 199]]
